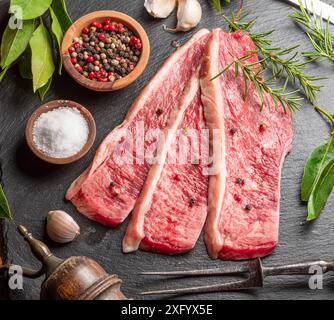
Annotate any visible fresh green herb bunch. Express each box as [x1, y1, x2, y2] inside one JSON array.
[[212, 55, 303, 112], [0, 185, 12, 220], [301, 106, 334, 221], [223, 7, 322, 106], [0, 0, 72, 100], [290, 0, 334, 62]]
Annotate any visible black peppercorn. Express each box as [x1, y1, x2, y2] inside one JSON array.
[[156, 108, 164, 116], [236, 178, 245, 185], [171, 40, 180, 48], [245, 204, 253, 211], [190, 197, 196, 207]]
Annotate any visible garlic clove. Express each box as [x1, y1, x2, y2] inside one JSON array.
[[164, 0, 202, 33], [144, 0, 176, 18], [47, 210, 80, 244]]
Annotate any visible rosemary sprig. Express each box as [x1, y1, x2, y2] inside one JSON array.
[[223, 8, 323, 105], [211, 0, 230, 12], [290, 0, 334, 62], [212, 0, 222, 12], [212, 55, 303, 112]]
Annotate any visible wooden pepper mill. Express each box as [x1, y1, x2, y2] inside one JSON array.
[[0, 225, 127, 300]]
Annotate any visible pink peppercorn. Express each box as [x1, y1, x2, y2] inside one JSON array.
[[98, 33, 106, 41], [82, 27, 89, 34], [74, 42, 80, 48], [71, 58, 77, 64], [68, 46, 75, 53], [86, 56, 94, 63], [89, 72, 96, 79]]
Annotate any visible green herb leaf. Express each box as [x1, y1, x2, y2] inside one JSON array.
[[51, 0, 72, 32], [0, 19, 34, 69], [290, 0, 334, 62], [0, 67, 9, 81], [10, 0, 52, 20], [0, 185, 13, 220], [38, 76, 52, 100], [307, 157, 334, 220], [30, 23, 55, 92], [19, 47, 32, 79], [301, 138, 334, 201], [49, 7, 63, 74], [212, 0, 222, 12], [222, 8, 322, 105]]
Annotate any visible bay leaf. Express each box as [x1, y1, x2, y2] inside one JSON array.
[[0, 19, 34, 69], [10, 0, 52, 20], [30, 23, 55, 92], [51, 0, 72, 32], [38, 77, 52, 101], [0, 185, 13, 220], [0, 67, 9, 81], [307, 157, 334, 221], [301, 138, 334, 201], [19, 47, 32, 79], [50, 6, 63, 74]]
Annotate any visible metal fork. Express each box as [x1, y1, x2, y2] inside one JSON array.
[[140, 258, 334, 296]]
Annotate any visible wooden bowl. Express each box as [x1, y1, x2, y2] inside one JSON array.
[[61, 10, 150, 92], [26, 100, 96, 165]]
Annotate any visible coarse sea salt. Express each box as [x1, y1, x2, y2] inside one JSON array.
[[32, 107, 89, 159]]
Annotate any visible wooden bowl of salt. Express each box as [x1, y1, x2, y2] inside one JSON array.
[[25, 100, 96, 165]]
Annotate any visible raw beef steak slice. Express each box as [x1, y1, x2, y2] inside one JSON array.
[[66, 29, 211, 226], [123, 70, 209, 254], [202, 29, 294, 260]]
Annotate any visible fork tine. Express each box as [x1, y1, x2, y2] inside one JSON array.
[[140, 263, 250, 277], [141, 279, 252, 296]]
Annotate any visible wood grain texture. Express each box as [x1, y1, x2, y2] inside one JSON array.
[[1, 0, 334, 300]]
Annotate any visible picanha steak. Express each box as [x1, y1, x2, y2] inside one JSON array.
[[66, 28, 294, 260], [66, 29, 211, 226], [202, 29, 294, 260], [123, 70, 209, 254]]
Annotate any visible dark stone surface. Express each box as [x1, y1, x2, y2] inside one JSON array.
[[1, 0, 334, 300]]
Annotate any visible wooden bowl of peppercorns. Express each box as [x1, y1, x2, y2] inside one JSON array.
[[61, 10, 150, 92]]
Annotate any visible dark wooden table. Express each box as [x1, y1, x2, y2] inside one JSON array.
[[1, 0, 334, 300]]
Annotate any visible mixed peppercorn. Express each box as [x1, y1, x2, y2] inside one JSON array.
[[68, 19, 142, 83]]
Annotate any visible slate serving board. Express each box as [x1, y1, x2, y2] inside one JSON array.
[[1, 0, 334, 300]]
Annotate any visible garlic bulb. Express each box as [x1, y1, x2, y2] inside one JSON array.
[[164, 0, 202, 33], [46, 210, 80, 244], [144, 0, 176, 18]]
